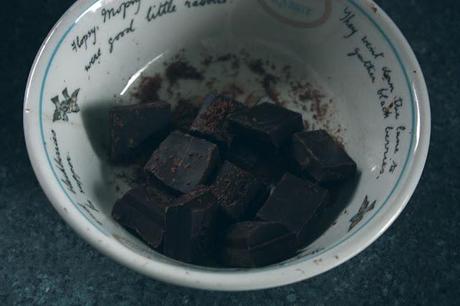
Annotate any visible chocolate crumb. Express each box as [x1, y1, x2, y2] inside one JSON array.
[[282, 65, 291, 79], [134, 74, 163, 102], [263, 74, 280, 102], [166, 61, 204, 85], [215, 54, 240, 70], [202, 55, 214, 66], [216, 54, 234, 62], [290, 81, 328, 122], [310, 93, 328, 121], [247, 59, 280, 103], [248, 59, 267, 76]]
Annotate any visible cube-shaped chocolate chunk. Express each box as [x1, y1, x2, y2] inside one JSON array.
[[190, 94, 246, 147], [221, 221, 296, 267], [211, 161, 268, 221], [292, 130, 357, 183], [226, 139, 261, 171], [257, 173, 330, 245], [163, 186, 219, 263], [110, 101, 171, 162], [227, 139, 289, 184], [172, 99, 200, 131], [227, 103, 304, 149], [112, 186, 176, 249], [144, 131, 221, 194]]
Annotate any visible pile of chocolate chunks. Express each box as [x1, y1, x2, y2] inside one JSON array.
[[110, 95, 356, 267]]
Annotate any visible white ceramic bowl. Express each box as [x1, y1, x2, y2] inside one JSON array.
[[24, 0, 430, 291]]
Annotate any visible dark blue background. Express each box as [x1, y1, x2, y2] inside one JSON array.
[[1, 1, 459, 305]]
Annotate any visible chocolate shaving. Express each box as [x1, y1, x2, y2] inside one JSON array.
[[166, 61, 204, 85], [134, 74, 163, 102]]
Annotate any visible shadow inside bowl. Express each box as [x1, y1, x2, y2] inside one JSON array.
[[81, 100, 112, 161]]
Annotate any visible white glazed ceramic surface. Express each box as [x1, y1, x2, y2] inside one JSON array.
[[24, 0, 430, 291]]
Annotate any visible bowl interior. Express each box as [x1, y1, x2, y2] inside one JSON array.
[[25, 0, 424, 288]]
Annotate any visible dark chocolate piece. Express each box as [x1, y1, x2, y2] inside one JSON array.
[[163, 186, 218, 263], [221, 221, 296, 267], [190, 95, 246, 147], [226, 139, 260, 171], [110, 102, 171, 162], [227, 139, 289, 184], [172, 99, 200, 131], [257, 173, 330, 245], [112, 186, 176, 249], [211, 161, 268, 221], [227, 103, 304, 149], [292, 130, 357, 183], [145, 131, 220, 194]]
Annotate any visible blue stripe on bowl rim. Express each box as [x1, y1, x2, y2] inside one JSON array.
[[37, 0, 416, 260]]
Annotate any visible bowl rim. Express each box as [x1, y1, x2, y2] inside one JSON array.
[[23, 0, 431, 291]]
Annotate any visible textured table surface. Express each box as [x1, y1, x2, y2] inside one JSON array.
[[1, 0, 459, 305]]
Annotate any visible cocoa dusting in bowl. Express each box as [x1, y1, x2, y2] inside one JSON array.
[[202, 55, 214, 67], [291, 81, 328, 121], [262, 74, 281, 103], [247, 59, 281, 103], [247, 59, 267, 76], [134, 74, 163, 102], [282, 65, 292, 79], [216, 53, 240, 70], [166, 60, 204, 85]]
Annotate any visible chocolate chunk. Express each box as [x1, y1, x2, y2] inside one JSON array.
[[227, 103, 304, 150], [190, 95, 246, 147], [257, 173, 330, 245], [110, 102, 171, 162], [144, 131, 220, 194], [211, 161, 268, 221], [227, 139, 289, 184], [112, 186, 176, 249], [221, 221, 296, 267], [292, 130, 357, 183], [298, 183, 353, 246], [226, 139, 260, 171], [172, 99, 200, 131], [163, 186, 218, 263]]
